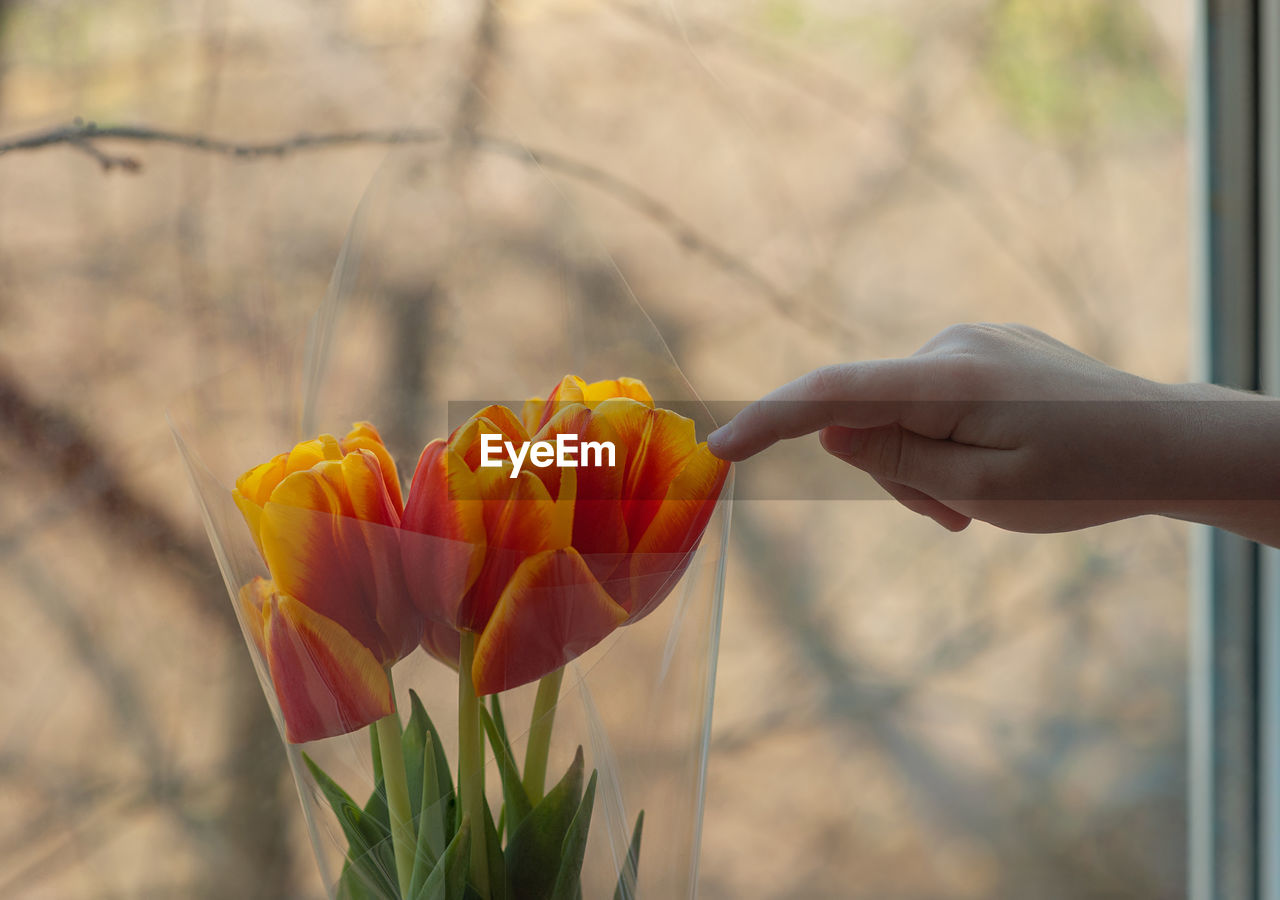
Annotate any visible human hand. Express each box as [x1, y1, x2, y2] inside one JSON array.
[[708, 323, 1280, 543]]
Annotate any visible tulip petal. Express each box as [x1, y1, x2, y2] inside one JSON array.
[[234, 490, 267, 558], [461, 466, 556, 631], [263, 592, 394, 743], [450, 405, 530, 470], [402, 440, 487, 630], [592, 398, 700, 543], [287, 433, 344, 471], [633, 443, 729, 554], [340, 450, 402, 527], [238, 576, 273, 659], [472, 548, 628, 695], [260, 466, 400, 662], [616, 444, 729, 617], [523, 375, 655, 434], [526, 403, 588, 502], [421, 618, 462, 670], [582, 377, 653, 408], [338, 451, 420, 660], [235, 452, 291, 507], [531, 403, 629, 568], [522, 375, 587, 433], [342, 422, 404, 514], [234, 424, 421, 671], [234, 454, 291, 557], [521, 396, 548, 436]]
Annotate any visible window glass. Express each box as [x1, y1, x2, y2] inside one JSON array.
[[0, 1, 1190, 896]]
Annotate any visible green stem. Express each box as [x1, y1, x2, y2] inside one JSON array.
[[458, 632, 490, 896], [375, 668, 415, 899], [522, 667, 564, 804]]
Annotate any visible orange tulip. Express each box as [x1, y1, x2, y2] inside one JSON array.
[[234, 423, 421, 742], [239, 578, 397, 744], [403, 377, 729, 695]]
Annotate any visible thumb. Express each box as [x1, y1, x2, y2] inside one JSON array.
[[820, 424, 995, 505]]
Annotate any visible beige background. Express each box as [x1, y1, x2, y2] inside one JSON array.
[[0, 1, 1190, 897]]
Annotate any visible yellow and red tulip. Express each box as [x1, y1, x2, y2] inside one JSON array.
[[239, 577, 397, 744], [403, 376, 730, 695], [233, 423, 421, 743]]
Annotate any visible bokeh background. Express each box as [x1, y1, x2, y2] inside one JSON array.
[[0, 0, 1191, 897]]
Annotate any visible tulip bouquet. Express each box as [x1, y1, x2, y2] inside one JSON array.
[[201, 373, 729, 899]]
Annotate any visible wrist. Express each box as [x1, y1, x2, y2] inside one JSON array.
[[1149, 383, 1280, 544]]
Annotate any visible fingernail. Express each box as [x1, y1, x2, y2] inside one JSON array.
[[707, 422, 734, 451]]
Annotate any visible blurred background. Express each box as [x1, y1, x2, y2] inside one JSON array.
[[0, 0, 1191, 897]]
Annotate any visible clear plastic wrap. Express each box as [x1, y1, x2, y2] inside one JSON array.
[[170, 138, 733, 899]]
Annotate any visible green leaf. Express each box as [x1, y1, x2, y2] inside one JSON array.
[[480, 706, 533, 837], [402, 700, 426, 825], [483, 796, 508, 900], [336, 862, 389, 900], [414, 816, 471, 900], [486, 695, 517, 844], [304, 753, 397, 899], [611, 811, 644, 900], [488, 695, 515, 766], [504, 747, 585, 900], [409, 733, 449, 897], [404, 692, 452, 818], [404, 691, 456, 844], [364, 777, 390, 844], [371, 719, 385, 787], [549, 771, 597, 900]]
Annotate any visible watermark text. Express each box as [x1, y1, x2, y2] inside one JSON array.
[[479, 433, 616, 478]]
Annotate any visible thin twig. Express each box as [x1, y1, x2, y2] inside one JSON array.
[[610, 0, 1111, 353], [68, 135, 141, 172], [0, 120, 852, 339], [0, 120, 443, 164]]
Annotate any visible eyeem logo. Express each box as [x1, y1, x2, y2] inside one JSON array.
[[479, 433, 617, 479]]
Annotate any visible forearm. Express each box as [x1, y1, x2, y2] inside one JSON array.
[[1152, 383, 1280, 548]]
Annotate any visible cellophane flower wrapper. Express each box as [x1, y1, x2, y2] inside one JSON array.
[[170, 138, 732, 899]]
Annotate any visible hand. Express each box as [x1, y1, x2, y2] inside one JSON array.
[[708, 323, 1280, 545]]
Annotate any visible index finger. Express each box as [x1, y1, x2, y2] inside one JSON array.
[[707, 360, 926, 461]]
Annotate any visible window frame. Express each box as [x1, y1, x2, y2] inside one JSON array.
[[1193, 2, 1279, 898]]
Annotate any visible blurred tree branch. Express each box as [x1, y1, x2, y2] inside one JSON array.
[[0, 364, 229, 619], [727, 509, 1178, 897], [610, 0, 1113, 356], [0, 364, 291, 897], [0, 119, 864, 343]]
